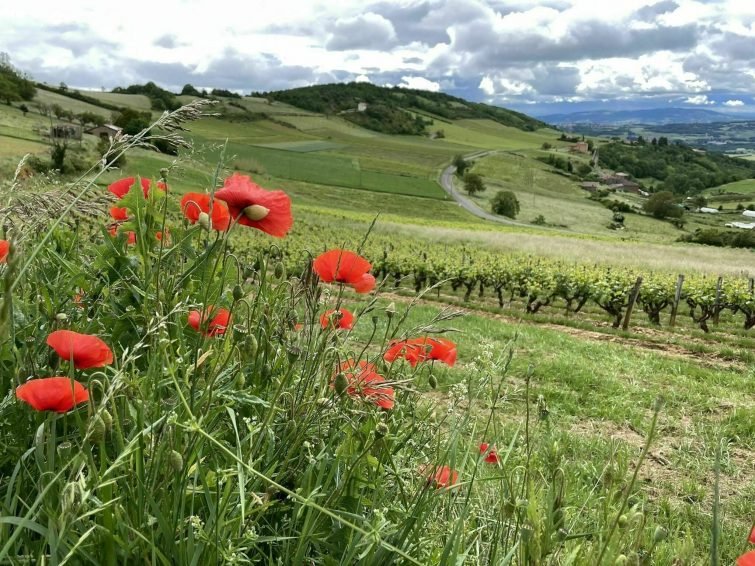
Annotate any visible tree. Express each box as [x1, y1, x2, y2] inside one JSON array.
[[690, 195, 707, 208], [112, 108, 151, 135], [181, 83, 202, 96], [463, 172, 485, 196], [491, 190, 520, 218], [19, 103, 28, 116], [643, 191, 682, 219], [453, 155, 469, 177]]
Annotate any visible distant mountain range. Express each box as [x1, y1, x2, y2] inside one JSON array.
[[541, 108, 755, 126]]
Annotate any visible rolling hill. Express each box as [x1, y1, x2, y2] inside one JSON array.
[[260, 82, 548, 133]]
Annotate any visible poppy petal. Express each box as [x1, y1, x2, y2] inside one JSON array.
[[215, 173, 292, 237], [16, 377, 89, 413], [46, 330, 114, 369], [0, 240, 9, 263]]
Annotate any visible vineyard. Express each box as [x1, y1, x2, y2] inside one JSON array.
[[232, 219, 755, 334]]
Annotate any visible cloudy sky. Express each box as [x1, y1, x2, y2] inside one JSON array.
[[2, 0, 754, 116]]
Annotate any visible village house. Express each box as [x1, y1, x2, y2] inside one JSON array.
[[570, 141, 589, 154], [86, 124, 122, 140]]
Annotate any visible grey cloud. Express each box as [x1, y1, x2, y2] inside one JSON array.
[[365, 1, 450, 46], [451, 20, 700, 71], [635, 0, 679, 21], [710, 32, 755, 62], [325, 12, 397, 50], [153, 34, 180, 49], [530, 65, 580, 95], [403, 57, 423, 64]]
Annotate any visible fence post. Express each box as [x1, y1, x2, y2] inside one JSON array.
[[749, 278, 754, 294], [713, 276, 723, 325], [622, 276, 644, 331], [669, 274, 685, 328]]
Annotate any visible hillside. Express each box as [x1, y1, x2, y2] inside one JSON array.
[[598, 139, 755, 194], [261, 82, 547, 134]]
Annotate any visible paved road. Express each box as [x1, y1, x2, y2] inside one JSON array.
[[437, 150, 533, 227]]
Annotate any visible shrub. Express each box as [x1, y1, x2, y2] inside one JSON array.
[[491, 190, 520, 218], [463, 172, 485, 195], [643, 191, 682, 219]]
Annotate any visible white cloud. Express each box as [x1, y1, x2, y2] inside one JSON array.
[[684, 94, 714, 105], [355, 74, 371, 83], [398, 76, 440, 92], [723, 99, 745, 106]]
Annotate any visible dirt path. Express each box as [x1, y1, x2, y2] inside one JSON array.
[[381, 291, 746, 370]]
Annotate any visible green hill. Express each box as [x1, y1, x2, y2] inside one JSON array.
[[598, 139, 755, 195], [260, 82, 547, 134]]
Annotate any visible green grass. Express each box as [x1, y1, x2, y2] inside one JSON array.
[[254, 140, 345, 152], [705, 178, 755, 198], [75, 90, 153, 111], [35, 89, 112, 117]]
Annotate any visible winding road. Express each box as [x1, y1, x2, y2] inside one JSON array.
[[437, 150, 533, 227]]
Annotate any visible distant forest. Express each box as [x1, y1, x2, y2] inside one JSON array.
[[599, 139, 755, 194]]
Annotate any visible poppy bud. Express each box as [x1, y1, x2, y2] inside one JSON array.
[[334, 372, 349, 396], [287, 346, 301, 363], [428, 375, 438, 389], [61, 482, 78, 516], [55, 313, 68, 322], [618, 514, 628, 528], [101, 409, 113, 431], [235, 373, 246, 388], [371, 315, 379, 326], [243, 204, 270, 221], [57, 441, 72, 460], [274, 262, 285, 280], [385, 302, 396, 318], [653, 526, 668, 543], [159, 168, 169, 181], [503, 499, 515, 517], [375, 422, 389, 438], [246, 334, 258, 357], [197, 212, 210, 230], [232, 285, 244, 301], [169, 450, 184, 472], [89, 416, 106, 444]]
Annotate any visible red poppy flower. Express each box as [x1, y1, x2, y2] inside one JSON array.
[[214, 173, 293, 237], [739, 551, 755, 566], [107, 177, 152, 199], [0, 240, 9, 263], [320, 308, 355, 330], [188, 306, 231, 337], [423, 465, 459, 489], [479, 443, 500, 464], [109, 206, 129, 221], [749, 526, 755, 545], [312, 249, 375, 293], [384, 337, 457, 367], [334, 359, 394, 410], [294, 323, 304, 332], [180, 192, 231, 231], [46, 330, 114, 369], [108, 225, 137, 244], [16, 377, 89, 413]]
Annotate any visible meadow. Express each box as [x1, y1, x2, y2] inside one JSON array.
[[0, 94, 753, 564]]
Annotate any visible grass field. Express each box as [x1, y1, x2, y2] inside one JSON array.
[[75, 90, 153, 111]]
